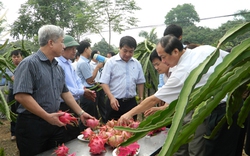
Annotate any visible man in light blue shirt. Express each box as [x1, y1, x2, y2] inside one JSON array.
[[76, 41, 103, 130], [56, 35, 96, 142], [99, 36, 145, 121]]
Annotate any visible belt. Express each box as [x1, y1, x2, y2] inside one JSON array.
[[117, 97, 135, 102]]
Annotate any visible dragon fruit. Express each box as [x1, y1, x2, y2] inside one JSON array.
[[67, 153, 76, 156], [116, 142, 140, 156], [54, 143, 69, 156], [129, 121, 140, 129], [147, 127, 166, 136], [81, 128, 95, 140], [86, 118, 100, 129], [88, 135, 106, 154], [53, 144, 76, 156], [108, 134, 124, 148], [58, 110, 78, 126]]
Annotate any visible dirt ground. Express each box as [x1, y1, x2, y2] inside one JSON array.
[[0, 118, 249, 156], [0, 119, 19, 156]]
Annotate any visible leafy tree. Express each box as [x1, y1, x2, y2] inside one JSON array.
[[0, 2, 8, 38], [10, 0, 95, 41], [90, 0, 141, 45], [92, 38, 115, 56], [182, 25, 217, 45], [235, 9, 250, 21], [164, 3, 200, 27], [138, 28, 159, 44]]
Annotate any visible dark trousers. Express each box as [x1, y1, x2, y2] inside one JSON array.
[[245, 114, 250, 155], [8, 89, 19, 136], [59, 102, 80, 143], [204, 103, 245, 156], [79, 95, 98, 131], [96, 89, 107, 123], [16, 114, 64, 156], [106, 97, 137, 122]]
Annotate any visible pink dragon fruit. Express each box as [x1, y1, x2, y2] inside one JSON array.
[[67, 153, 76, 156], [81, 127, 96, 140], [147, 127, 166, 136], [54, 143, 69, 156], [58, 110, 78, 126], [86, 118, 100, 129], [129, 121, 140, 129], [88, 135, 106, 154], [116, 142, 140, 156]]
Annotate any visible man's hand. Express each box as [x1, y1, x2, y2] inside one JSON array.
[[83, 88, 96, 102], [144, 107, 160, 117], [45, 112, 66, 127], [79, 111, 95, 126], [118, 113, 132, 126], [97, 62, 104, 69], [110, 97, 119, 111]]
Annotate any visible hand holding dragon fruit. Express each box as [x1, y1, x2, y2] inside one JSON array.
[[85, 118, 100, 129], [58, 110, 78, 126]]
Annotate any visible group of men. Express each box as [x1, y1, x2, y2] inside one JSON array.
[[9, 23, 247, 156]]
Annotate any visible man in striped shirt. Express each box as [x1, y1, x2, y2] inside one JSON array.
[[13, 25, 94, 156]]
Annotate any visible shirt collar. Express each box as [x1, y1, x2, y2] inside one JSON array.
[[37, 50, 58, 65], [80, 55, 90, 62], [114, 53, 135, 62], [58, 56, 72, 64]]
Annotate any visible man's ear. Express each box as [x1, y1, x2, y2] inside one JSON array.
[[48, 40, 53, 47], [179, 35, 182, 41]]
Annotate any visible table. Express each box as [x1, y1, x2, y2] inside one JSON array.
[[37, 130, 168, 156]]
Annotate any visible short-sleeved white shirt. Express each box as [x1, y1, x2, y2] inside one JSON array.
[[155, 45, 228, 104]]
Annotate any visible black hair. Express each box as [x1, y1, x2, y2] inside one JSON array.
[[163, 24, 183, 38], [91, 50, 99, 59], [107, 51, 116, 56], [119, 36, 137, 49], [75, 51, 80, 58], [149, 49, 161, 62], [159, 35, 183, 55], [11, 49, 22, 56], [77, 41, 91, 54]]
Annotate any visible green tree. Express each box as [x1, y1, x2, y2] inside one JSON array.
[[91, 0, 141, 45], [182, 25, 216, 45], [235, 9, 250, 21], [92, 38, 115, 56], [0, 1, 8, 39], [138, 28, 159, 44], [164, 3, 200, 27], [10, 0, 95, 41]]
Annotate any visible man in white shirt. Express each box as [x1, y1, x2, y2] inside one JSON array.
[[118, 35, 239, 156], [99, 36, 145, 122]]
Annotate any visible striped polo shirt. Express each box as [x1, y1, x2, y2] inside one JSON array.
[[13, 50, 69, 114]]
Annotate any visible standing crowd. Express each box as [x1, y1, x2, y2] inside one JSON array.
[[6, 23, 249, 156]]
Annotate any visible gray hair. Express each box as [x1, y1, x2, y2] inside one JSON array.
[[38, 25, 64, 46]]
